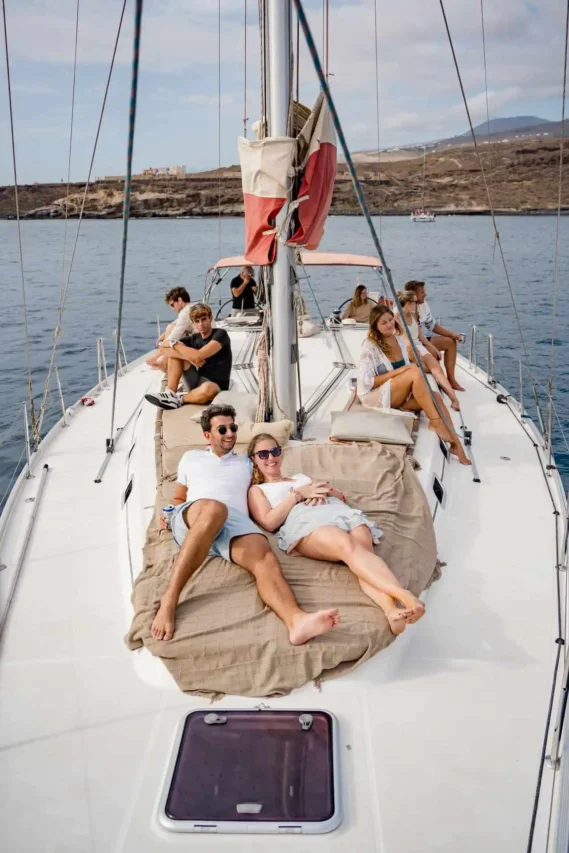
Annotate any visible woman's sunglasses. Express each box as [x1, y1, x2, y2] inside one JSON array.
[[254, 447, 282, 460], [216, 424, 238, 435]]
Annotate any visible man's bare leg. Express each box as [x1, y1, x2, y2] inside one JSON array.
[[152, 499, 227, 641], [430, 335, 465, 391], [181, 380, 220, 405], [166, 357, 185, 393], [230, 534, 340, 645]]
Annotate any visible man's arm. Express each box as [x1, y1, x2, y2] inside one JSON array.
[[432, 322, 461, 341], [231, 280, 248, 297], [171, 339, 222, 362], [160, 483, 187, 528]]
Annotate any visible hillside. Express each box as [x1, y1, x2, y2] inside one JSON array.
[[0, 137, 567, 219]]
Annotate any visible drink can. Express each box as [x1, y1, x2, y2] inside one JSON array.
[[162, 505, 176, 529]]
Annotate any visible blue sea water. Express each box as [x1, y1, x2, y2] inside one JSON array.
[[0, 214, 567, 505]]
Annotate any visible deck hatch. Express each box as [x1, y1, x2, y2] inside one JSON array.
[[158, 709, 341, 834]]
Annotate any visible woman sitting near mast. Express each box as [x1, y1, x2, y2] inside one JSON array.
[[247, 433, 425, 635], [342, 283, 373, 323], [358, 303, 470, 465], [397, 290, 460, 411]]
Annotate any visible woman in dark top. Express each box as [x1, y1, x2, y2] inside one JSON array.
[[231, 265, 257, 311]]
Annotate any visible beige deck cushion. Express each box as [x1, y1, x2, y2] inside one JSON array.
[[189, 391, 258, 424], [330, 410, 413, 445], [126, 442, 439, 698]]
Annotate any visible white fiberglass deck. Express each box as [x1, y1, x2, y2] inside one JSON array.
[[0, 331, 566, 852]]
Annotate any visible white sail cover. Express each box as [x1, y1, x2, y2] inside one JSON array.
[[238, 135, 296, 265]]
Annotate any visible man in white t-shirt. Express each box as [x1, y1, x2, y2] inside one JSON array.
[[146, 286, 194, 370], [404, 280, 465, 392], [151, 403, 339, 644]]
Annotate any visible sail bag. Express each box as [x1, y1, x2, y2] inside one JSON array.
[[238, 136, 296, 265], [287, 92, 337, 250]]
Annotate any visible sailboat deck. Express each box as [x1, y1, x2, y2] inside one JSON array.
[[0, 332, 566, 851]]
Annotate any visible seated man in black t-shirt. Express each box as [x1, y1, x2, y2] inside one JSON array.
[[230, 265, 257, 312], [145, 303, 232, 410]]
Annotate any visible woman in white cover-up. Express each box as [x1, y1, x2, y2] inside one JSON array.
[[357, 303, 470, 464]]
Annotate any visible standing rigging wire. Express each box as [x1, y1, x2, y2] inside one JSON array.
[[546, 0, 569, 464], [107, 0, 143, 452], [217, 0, 222, 256], [243, 0, 248, 137], [373, 0, 382, 238], [295, 7, 300, 104], [324, 0, 329, 79], [60, 0, 80, 314], [437, 0, 530, 366], [479, 0, 497, 262], [36, 0, 128, 439], [2, 0, 36, 435], [293, 0, 457, 440]]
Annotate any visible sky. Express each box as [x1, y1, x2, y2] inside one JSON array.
[[0, 0, 567, 184]]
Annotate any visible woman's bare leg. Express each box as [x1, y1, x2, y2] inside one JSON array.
[[390, 368, 470, 465], [421, 353, 460, 411], [295, 525, 425, 622]]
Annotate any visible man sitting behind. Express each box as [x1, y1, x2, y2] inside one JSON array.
[[151, 403, 340, 643], [146, 286, 194, 370], [404, 279, 465, 393], [145, 302, 231, 410]]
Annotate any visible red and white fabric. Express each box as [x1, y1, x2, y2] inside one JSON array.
[[238, 136, 295, 265], [287, 93, 337, 251]]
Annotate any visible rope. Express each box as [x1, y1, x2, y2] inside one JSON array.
[[373, 0, 382, 238], [2, 0, 36, 436], [293, 0, 456, 439], [108, 0, 143, 449], [258, 0, 267, 133], [243, 0, 248, 137], [547, 0, 569, 460], [59, 0, 80, 320], [438, 0, 531, 365], [36, 0, 127, 439]]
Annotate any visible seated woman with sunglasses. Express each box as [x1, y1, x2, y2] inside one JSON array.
[[247, 434, 425, 634]]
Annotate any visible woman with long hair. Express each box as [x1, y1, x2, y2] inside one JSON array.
[[342, 283, 372, 322], [247, 433, 425, 634], [397, 290, 460, 411], [358, 303, 470, 464]]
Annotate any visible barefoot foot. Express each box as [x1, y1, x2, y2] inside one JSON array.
[[394, 590, 426, 624], [450, 380, 465, 392], [449, 440, 472, 466], [450, 397, 461, 411], [289, 608, 340, 645], [385, 607, 411, 635], [428, 417, 453, 444], [151, 596, 177, 641]]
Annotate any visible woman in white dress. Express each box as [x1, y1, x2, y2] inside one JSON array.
[[247, 434, 425, 634], [358, 303, 470, 464], [397, 291, 460, 411]]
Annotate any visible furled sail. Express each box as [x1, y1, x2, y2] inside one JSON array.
[[287, 92, 337, 250], [238, 136, 296, 265]]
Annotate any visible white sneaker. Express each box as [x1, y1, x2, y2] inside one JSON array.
[[144, 390, 184, 410]]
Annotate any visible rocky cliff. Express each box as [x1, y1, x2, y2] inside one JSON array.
[[1, 139, 567, 219]]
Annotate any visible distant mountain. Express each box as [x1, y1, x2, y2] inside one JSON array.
[[460, 116, 549, 137]]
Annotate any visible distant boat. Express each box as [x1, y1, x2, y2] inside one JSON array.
[[411, 144, 436, 222]]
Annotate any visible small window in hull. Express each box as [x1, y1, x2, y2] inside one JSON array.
[[160, 709, 339, 833], [433, 475, 445, 505]]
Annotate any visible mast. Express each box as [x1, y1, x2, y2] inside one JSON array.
[[267, 0, 296, 422]]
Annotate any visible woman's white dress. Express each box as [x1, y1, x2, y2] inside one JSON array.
[[357, 336, 411, 410], [257, 475, 382, 554]]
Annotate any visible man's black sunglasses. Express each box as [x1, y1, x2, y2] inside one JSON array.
[[216, 424, 238, 435], [253, 447, 282, 460]]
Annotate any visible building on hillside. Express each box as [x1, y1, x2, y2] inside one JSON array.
[[138, 166, 187, 178]]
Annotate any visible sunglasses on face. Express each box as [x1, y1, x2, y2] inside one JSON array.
[[254, 447, 282, 460], [216, 424, 238, 435]]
